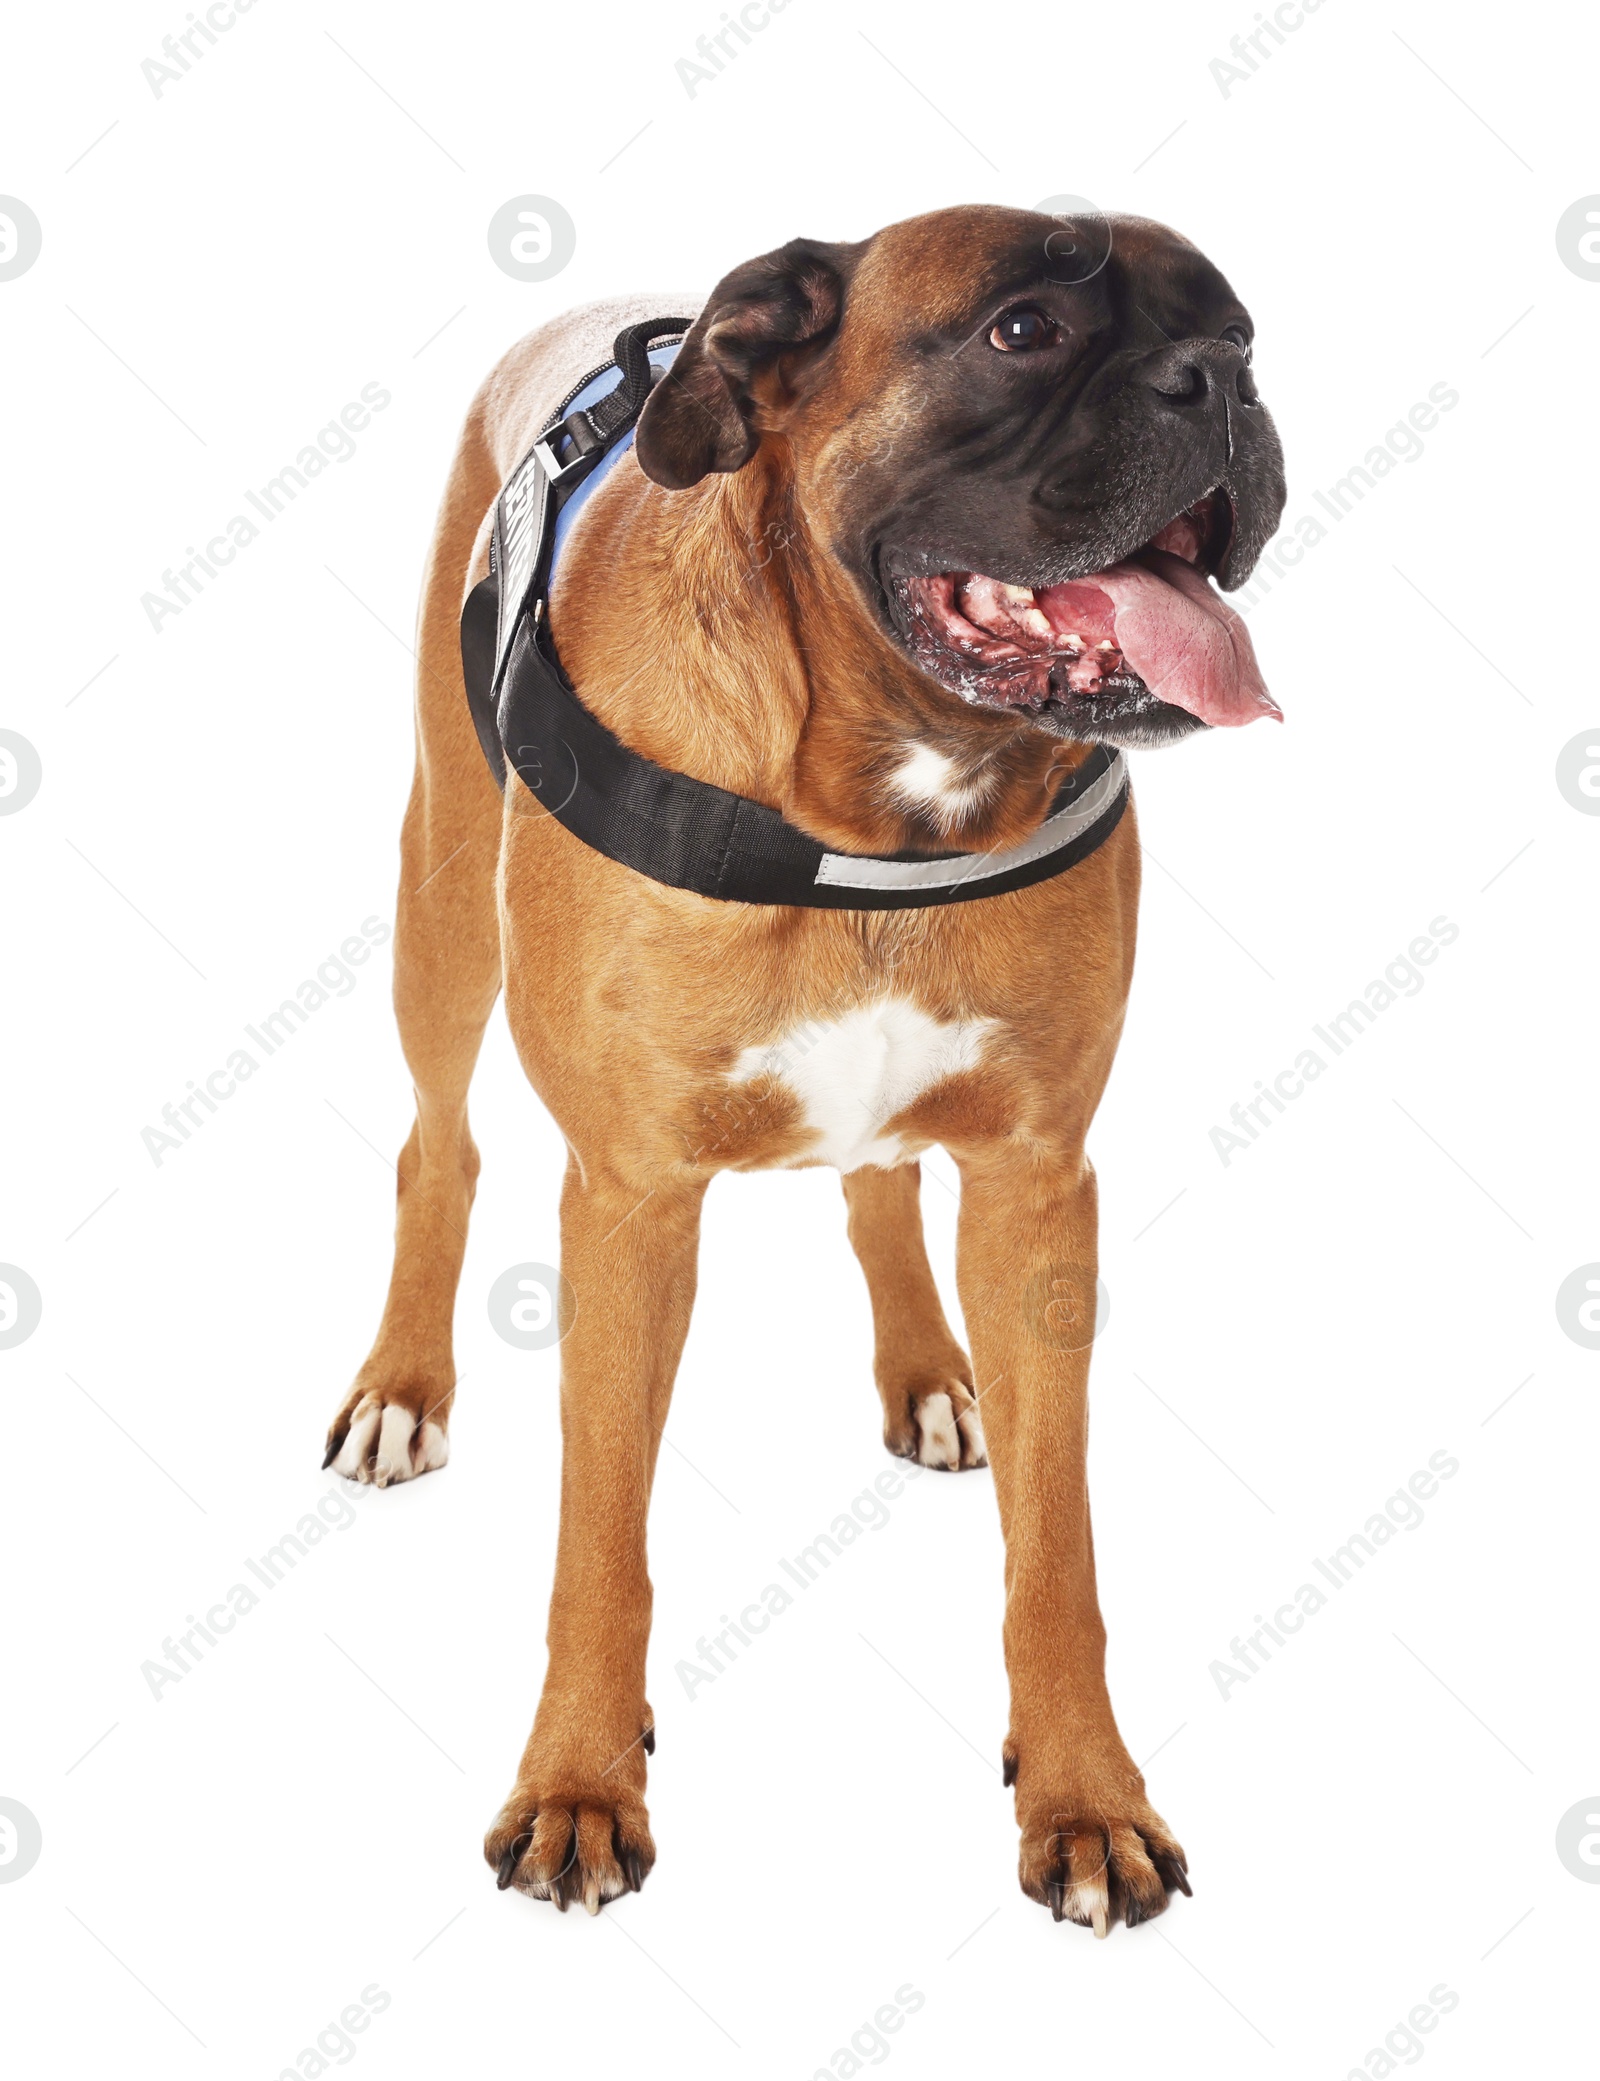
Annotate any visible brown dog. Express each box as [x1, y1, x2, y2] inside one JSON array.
[[323, 204, 1285, 1933]]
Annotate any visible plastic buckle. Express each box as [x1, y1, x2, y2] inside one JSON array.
[[533, 408, 604, 489]]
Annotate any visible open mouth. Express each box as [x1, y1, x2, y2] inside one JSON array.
[[890, 493, 1281, 738]]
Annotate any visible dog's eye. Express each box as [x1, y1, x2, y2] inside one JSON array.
[[1220, 323, 1253, 362], [989, 305, 1060, 353]]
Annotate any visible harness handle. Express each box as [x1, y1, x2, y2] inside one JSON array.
[[609, 317, 697, 426]]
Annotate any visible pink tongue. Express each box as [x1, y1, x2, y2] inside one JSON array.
[[1036, 549, 1280, 727]]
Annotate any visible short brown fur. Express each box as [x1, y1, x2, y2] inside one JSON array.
[[327, 207, 1199, 1930]]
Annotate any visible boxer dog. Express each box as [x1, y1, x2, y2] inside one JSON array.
[[323, 205, 1285, 1934]]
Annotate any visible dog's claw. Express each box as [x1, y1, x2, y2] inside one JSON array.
[[642, 1726, 655, 1756], [1002, 1753, 1017, 1788], [496, 1832, 532, 1892], [491, 1801, 650, 1913], [321, 1433, 344, 1471], [1025, 1805, 1184, 1935]]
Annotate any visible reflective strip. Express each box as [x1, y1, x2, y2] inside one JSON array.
[[812, 752, 1127, 892]]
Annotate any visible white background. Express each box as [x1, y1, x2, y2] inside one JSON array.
[[3, 0, 1597, 2075]]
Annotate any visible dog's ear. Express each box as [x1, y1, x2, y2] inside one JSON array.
[[635, 238, 859, 490]]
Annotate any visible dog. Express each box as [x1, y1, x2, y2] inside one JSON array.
[[322, 203, 1286, 1934]]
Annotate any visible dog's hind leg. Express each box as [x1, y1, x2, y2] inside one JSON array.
[[323, 418, 504, 1487], [841, 1163, 986, 1471]]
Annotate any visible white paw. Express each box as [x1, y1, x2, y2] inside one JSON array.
[[329, 1396, 450, 1486], [914, 1391, 987, 1470]]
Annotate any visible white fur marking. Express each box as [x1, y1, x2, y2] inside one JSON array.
[[333, 1398, 380, 1481], [916, 1390, 962, 1469], [372, 1403, 417, 1487], [887, 744, 993, 835], [333, 1395, 450, 1485], [1065, 1871, 1112, 1938], [731, 999, 993, 1172], [414, 1421, 451, 1474]]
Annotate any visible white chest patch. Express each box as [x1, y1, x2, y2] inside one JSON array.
[[730, 999, 994, 1172]]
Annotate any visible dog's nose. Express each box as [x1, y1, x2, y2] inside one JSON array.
[[1142, 340, 1257, 409]]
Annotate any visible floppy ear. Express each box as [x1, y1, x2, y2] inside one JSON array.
[[635, 237, 859, 491]]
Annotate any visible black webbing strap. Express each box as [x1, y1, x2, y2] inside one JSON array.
[[552, 316, 693, 466], [460, 318, 1131, 911]]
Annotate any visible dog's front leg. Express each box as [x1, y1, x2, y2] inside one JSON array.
[[956, 1145, 1189, 1935], [485, 1162, 706, 1914]]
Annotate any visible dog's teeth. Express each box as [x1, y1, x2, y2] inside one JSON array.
[[1095, 640, 1118, 655], [1000, 583, 1035, 605], [1060, 632, 1083, 652]]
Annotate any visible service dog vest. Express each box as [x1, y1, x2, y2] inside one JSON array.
[[461, 319, 1129, 910]]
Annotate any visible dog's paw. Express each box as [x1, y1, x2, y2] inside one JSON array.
[[1009, 1752, 1189, 1935], [915, 1388, 987, 1470], [485, 1783, 655, 1915], [322, 1386, 450, 1487], [883, 1375, 987, 1471]]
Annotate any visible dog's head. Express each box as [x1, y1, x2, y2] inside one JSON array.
[[635, 204, 1286, 749]]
